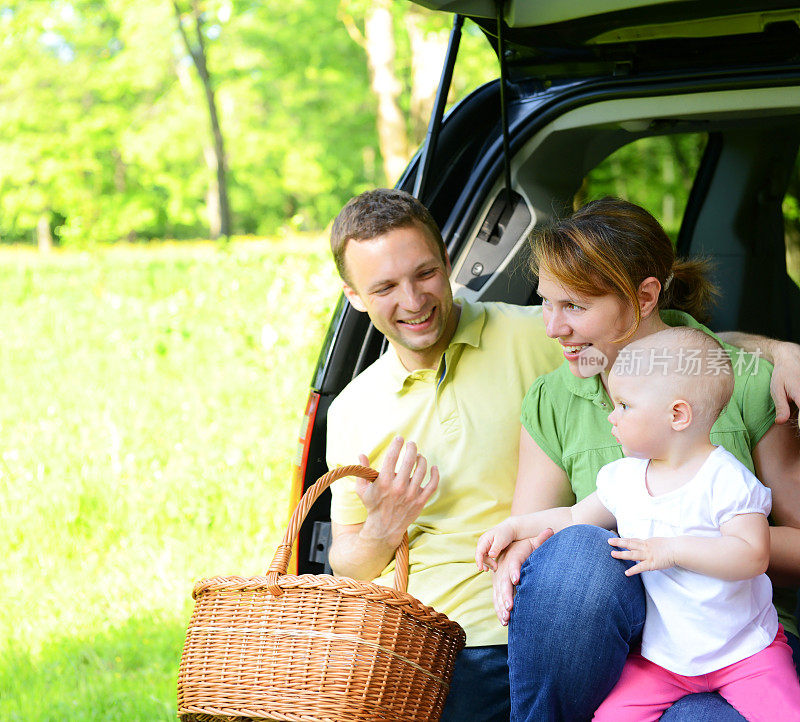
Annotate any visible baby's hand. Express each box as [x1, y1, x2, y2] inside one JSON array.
[[476, 522, 516, 571], [608, 536, 676, 576]]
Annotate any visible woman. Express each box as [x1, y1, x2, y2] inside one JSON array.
[[495, 197, 800, 721]]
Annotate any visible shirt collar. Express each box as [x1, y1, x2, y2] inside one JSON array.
[[382, 298, 486, 392], [559, 362, 606, 402], [659, 309, 720, 342], [450, 298, 485, 350]]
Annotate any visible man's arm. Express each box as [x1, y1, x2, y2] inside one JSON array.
[[608, 512, 769, 580], [751, 421, 800, 586], [718, 331, 800, 424], [329, 520, 397, 581], [327, 437, 438, 581]]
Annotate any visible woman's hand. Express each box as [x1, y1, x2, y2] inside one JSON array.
[[476, 521, 518, 572], [490, 530, 554, 625]]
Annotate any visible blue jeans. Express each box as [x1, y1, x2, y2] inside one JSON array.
[[440, 644, 510, 721], [507, 525, 749, 722]]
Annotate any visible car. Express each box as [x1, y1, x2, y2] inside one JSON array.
[[287, 0, 800, 576]]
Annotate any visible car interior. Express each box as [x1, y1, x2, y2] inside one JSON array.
[[451, 86, 800, 342]]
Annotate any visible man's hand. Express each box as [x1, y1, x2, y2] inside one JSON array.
[[608, 536, 676, 576], [354, 436, 439, 549], [490, 529, 554, 626], [769, 341, 800, 424], [719, 332, 800, 424]]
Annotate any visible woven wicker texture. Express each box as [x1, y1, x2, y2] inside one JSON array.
[[178, 465, 466, 722]]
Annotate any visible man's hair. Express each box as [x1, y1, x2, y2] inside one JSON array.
[[612, 327, 735, 427], [330, 188, 446, 283]]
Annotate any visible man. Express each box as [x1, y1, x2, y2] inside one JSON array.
[[324, 188, 800, 720], [325, 188, 564, 720]]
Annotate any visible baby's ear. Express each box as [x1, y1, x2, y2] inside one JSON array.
[[670, 399, 693, 431]]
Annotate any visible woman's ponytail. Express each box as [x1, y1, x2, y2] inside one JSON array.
[[662, 257, 719, 325]]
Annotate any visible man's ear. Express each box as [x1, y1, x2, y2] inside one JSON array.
[[637, 276, 662, 319], [342, 283, 367, 313], [671, 399, 693, 431]]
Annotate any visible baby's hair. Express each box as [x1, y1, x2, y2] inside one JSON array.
[[612, 328, 735, 427]]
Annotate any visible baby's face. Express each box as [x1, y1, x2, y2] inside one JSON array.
[[607, 371, 674, 459]]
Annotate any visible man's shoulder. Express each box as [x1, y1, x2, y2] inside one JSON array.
[[328, 352, 395, 417], [470, 300, 562, 378], [473, 300, 549, 345], [479, 300, 544, 325]]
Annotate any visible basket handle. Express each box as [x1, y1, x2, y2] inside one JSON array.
[[265, 465, 410, 596]]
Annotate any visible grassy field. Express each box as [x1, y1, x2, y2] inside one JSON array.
[[0, 237, 341, 721]]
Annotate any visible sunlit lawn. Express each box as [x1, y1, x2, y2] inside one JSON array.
[[0, 236, 340, 721]]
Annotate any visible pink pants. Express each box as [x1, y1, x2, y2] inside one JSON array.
[[593, 626, 800, 722]]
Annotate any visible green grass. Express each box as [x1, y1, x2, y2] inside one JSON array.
[[0, 237, 341, 720]]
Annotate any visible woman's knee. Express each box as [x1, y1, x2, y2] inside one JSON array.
[[515, 524, 645, 630]]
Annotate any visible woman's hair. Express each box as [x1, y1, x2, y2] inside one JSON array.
[[530, 197, 718, 339]]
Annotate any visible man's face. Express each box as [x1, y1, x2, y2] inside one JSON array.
[[342, 222, 456, 371]]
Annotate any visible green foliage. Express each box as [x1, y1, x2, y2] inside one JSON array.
[[0, 238, 341, 720], [582, 133, 707, 241], [784, 157, 800, 286], [222, 0, 379, 232], [0, 2, 495, 245]]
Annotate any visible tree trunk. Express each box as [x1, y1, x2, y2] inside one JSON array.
[[204, 145, 222, 239], [364, 0, 410, 185], [172, 0, 232, 239], [36, 213, 53, 253], [405, 9, 448, 145]]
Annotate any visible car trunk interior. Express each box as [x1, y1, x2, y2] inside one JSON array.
[[450, 86, 800, 342]]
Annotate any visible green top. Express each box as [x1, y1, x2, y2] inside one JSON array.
[[520, 309, 797, 638]]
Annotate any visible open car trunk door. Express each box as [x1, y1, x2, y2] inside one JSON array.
[[409, 1, 800, 80]]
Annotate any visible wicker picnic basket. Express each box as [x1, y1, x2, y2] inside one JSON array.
[[177, 464, 466, 722]]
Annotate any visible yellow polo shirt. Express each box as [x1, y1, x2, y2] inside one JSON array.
[[326, 299, 563, 646]]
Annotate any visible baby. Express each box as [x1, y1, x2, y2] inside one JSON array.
[[476, 327, 800, 721]]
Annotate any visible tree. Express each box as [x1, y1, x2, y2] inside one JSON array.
[[339, 1, 494, 186], [0, 0, 496, 244], [171, 0, 232, 239]]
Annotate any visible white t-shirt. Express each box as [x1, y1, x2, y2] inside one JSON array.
[[595, 446, 777, 675]]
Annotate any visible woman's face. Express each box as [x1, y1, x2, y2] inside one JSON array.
[[537, 267, 636, 378]]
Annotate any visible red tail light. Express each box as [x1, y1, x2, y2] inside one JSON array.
[[287, 390, 321, 575]]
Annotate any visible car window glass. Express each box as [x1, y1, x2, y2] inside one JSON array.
[[577, 133, 708, 243], [782, 158, 800, 292]]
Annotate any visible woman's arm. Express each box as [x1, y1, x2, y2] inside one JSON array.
[[510, 428, 576, 510], [751, 420, 800, 586], [490, 428, 576, 624], [608, 513, 769, 580], [718, 331, 800, 424]]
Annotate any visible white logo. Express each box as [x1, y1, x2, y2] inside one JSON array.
[[577, 346, 609, 378]]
